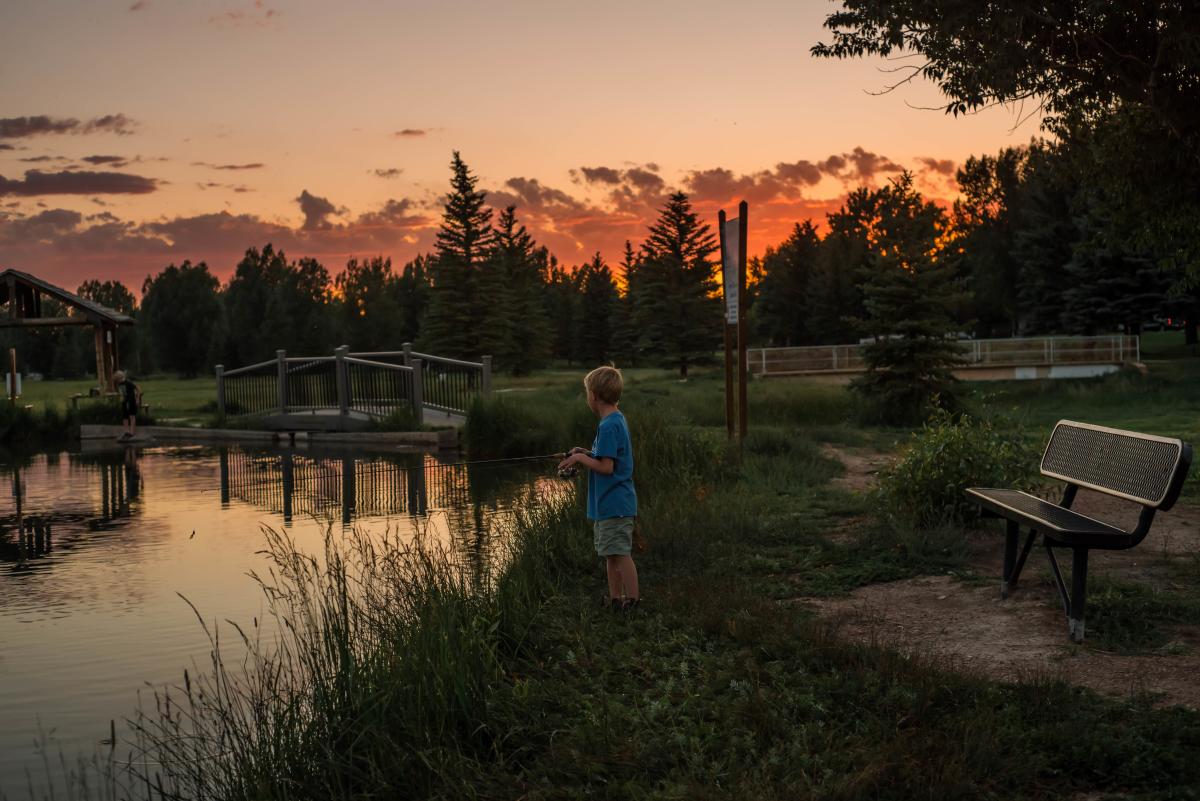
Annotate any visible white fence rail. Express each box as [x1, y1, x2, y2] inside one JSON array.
[[749, 335, 1140, 377]]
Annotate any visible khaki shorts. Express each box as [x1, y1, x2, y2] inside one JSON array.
[[593, 516, 635, 557]]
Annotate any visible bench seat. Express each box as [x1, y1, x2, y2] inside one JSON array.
[[965, 488, 1129, 546], [964, 419, 1191, 642]]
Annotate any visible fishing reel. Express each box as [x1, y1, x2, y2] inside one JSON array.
[[557, 465, 579, 479]]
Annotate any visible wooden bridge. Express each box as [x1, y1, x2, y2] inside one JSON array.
[[749, 335, 1141, 382], [215, 344, 492, 431]]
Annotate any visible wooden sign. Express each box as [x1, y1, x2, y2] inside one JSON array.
[[718, 202, 749, 442]]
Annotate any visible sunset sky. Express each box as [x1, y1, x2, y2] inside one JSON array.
[[1, 0, 1042, 293]]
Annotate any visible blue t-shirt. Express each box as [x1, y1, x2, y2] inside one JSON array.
[[587, 410, 637, 520]]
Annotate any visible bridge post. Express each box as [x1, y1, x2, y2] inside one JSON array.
[[215, 364, 226, 418], [410, 357, 424, 420], [402, 342, 412, 367], [335, 345, 350, 419], [276, 350, 287, 414], [482, 355, 492, 394]]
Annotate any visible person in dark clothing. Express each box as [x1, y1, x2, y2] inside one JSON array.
[[114, 370, 141, 440]]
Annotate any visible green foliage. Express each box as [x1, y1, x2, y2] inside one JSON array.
[[1086, 578, 1200, 654], [574, 252, 618, 365], [631, 191, 721, 377], [848, 174, 969, 424], [422, 151, 495, 361], [874, 409, 1039, 529], [488, 206, 552, 374], [140, 260, 223, 377], [751, 220, 822, 346], [0, 401, 77, 447]]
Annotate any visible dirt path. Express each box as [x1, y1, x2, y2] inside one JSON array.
[[811, 444, 1200, 708]]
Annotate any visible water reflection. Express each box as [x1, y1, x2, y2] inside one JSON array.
[[0, 443, 564, 793]]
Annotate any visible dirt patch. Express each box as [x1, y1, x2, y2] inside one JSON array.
[[813, 444, 1200, 708], [822, 444, 891, 493], [804, 575, 1200, 708]]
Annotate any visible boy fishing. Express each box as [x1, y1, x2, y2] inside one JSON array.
[[558, 365, 639, 612]]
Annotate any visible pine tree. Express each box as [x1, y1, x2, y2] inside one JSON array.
[[849, 173, 969, 423], [575, 252, 619, 364], [487, 206, 552, 374], [610, 240, 641, 365], [543, 257, 581, 364], [752, 221, 821, 346], [422, 152, 494, 360], [635, 192, 720, 378]]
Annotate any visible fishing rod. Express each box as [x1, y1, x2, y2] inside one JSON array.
[[426, 452, 583, 478]]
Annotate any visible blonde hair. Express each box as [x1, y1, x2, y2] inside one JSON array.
[[113, 370, 126, 382], [584, 365, 623, 404]]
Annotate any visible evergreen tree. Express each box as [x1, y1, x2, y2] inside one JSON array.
[[486, 206, 551, 373], [575, 252, 619, 364], [849, 173, 968, 423], [422, 152, 494, 360], [610, 240, 641, 365], [809, 195, 870, 345], [1011, 144, 1078, 334], [543, 257, 581, 364], [635, 192, 720, 378], [752, 221, 821, 346]]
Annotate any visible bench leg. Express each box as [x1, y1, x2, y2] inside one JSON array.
[[1069, 547, 1089, 643], [1001, 520, 1019, 599]]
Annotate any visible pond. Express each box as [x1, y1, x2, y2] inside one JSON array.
[[0, 442, 563, 796]]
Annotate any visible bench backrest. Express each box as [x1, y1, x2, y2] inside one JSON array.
[[1041, 420, 1192, 510]]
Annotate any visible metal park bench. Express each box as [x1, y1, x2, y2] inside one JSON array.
[[965, 420, 1192, 642]]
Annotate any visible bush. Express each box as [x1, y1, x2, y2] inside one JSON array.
[[874, 408, 1039, 528]]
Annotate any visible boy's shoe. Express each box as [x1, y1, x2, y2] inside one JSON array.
[[620, 598, 641, 615]]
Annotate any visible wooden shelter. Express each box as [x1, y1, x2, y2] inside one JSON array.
[[0, 269, 135, 393]]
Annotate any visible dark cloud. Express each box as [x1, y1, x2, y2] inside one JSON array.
[[197, 181, 253, 193], [83, 155, 130, 167], [18, 155, 61, 163], [372, 168, 403, 179], [0, 114, 136, 139], [491, 177, 586, 214], [916, 156, 957, 176], [296, 189, 339, 230], [129, 0, 148, 9], [0, 170, 158, 196], [0, 144, 14, 151], [818, 147, 904, 184], [774, 159, 823, 186], [355, 198, 430, 228], [579, 166, 621, 184], [192, 161, 265, 170], [393, 129, 427, 138]]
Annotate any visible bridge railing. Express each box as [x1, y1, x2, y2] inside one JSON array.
[[749, 335, 1140, 377], [216, 344, 491, 421], [350, 343, 492, 416]]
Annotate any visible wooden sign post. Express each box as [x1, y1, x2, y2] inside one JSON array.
[[718, 201, 749, 442]]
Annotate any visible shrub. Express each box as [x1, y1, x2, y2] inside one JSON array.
[[874, 408, 1039, 528]]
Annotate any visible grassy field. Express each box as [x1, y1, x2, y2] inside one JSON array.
[[59, 337, 1200, 800], [13, 376, 217, 423]]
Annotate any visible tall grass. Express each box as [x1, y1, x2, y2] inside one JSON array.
[[112, 505, 588, 800]]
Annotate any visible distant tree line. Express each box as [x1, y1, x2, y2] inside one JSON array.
[[4, 132, 1198, 384]]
